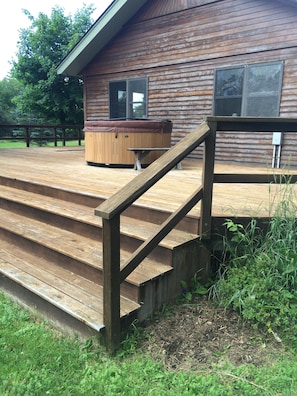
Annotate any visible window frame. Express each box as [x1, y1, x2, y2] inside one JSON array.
[[109, 77, 148, 120], [213, 61, 284, 117]]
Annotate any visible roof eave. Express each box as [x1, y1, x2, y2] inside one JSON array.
[[57, 0, 149, 76]]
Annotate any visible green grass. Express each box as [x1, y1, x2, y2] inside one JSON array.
[[0, 140, 28, 148], [1, 292, 297, 395], [0, 140, 84, 148]]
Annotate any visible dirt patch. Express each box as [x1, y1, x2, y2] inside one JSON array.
[[139, 296, 283, 372]]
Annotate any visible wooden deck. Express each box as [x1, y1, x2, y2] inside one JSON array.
[[0, 146, 295, 219], [0, 146, 296, 341]]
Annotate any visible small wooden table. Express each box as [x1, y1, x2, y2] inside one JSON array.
[[128, 147, 182, 171]]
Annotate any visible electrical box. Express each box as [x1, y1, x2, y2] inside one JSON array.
[[272, 132, 282, 145]]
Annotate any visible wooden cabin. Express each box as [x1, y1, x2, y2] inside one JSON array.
[[57, 0, 297, 168]]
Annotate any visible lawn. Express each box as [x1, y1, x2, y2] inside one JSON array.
[[0, 140, 84, 148], [1, 291, 297, 396]]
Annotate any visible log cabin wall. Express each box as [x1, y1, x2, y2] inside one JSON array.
[[83, 0, 297, 168]]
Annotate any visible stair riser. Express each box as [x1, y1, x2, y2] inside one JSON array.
[[0, 175, 198, 233], [119, 233, 173, 264], [123, 205, 199, 234], [137, 242, 210, 321], [0, 176, 103, 207], [0, 198, 102, 240], [0, 229, 140, 302], [0, 198, 173, 266], [0, 276, 102, 339], [1, 275, 138, 340]]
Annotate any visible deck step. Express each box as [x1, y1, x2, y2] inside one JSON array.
[[0, 246, 140, 335], [0, 174, 206, 340], [0, 208, 173, 291], [0, 184, 198, 251]]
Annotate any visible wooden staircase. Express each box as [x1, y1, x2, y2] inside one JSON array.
[[0, 175, 204, 339]]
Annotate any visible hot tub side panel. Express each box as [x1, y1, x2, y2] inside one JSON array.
[[84, 120, 172, 167]]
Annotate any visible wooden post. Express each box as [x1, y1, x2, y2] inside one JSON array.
[[25, 126, 30, 147], [200, 121, 216, 239], [54, 127, 58, 146], [62, 128, 66, 146], [78, 128, 82, 146], [102, 216, 121, 353]]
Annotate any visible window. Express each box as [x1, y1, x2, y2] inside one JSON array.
[[109, 78, 148, 119], [213, 61, 283, 117]]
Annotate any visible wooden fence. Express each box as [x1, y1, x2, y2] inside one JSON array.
[[0, 124, 84, 147]]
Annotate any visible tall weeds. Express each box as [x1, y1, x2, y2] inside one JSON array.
[[211, 178, 297, 343]]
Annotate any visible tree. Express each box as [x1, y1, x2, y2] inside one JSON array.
[[0, 78, 22, 125], [11, 5, 95, 125]]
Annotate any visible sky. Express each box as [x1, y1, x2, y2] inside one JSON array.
[[0, 0, 113, 79]]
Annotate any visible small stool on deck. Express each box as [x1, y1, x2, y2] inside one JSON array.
[[127, 147, 182, 171]]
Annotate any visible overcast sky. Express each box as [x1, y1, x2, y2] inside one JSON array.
[[0, 0, 113, 79]]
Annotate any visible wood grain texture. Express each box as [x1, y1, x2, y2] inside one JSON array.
[[1, 146, 296, 220], [82, 0, 297, 166]]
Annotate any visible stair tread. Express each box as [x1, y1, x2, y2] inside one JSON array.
[[0, 247, 140, 331], [0, 207, 172, 286], [0, 185, 198, 248]]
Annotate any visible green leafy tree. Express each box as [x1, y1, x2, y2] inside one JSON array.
[[11, 5, 95, 125], [0, 78, 22, 124]]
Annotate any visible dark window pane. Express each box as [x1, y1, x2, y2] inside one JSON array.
[[109, 81, 127, 119], [215, 98, 242, 116], [215, 67, 244, 97], [245, 96, 280, 117], [214, 67, 244, 116]]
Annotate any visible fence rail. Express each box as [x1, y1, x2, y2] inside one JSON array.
[[0, 124, 84, 147]]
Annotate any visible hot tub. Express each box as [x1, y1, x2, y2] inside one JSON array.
[[84, 119, 172, 167]]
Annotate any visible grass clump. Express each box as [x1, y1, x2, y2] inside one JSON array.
[[211, 181, 297, 344]]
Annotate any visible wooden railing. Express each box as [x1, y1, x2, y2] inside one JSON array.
[[208, 116, 297, 184], [0, 124, 84, 147], [95, 121, 216, 351], [95, 116, 297, 352]]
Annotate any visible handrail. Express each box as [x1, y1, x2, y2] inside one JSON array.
[[206, 116, 297, 132], [95, 116, 297, 352], [0, 124, 84, 147], [95, 121, 215, 352], [205, 116, 297, 185]]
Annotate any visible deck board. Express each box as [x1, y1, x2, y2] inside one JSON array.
[[0, 248, 140, 322], [0, 146, 296, 219], [0, 207, 172, 286], [0, 184, 197, 248]]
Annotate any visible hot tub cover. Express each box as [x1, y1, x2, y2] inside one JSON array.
[[84, 119, 172, 134]]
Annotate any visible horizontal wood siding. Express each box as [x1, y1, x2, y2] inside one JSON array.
[[136, 0, 220, 20], [83, 0, 297, 167], [85, 0, 297, 74]]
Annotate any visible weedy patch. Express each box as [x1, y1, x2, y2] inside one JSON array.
[[210, 179, 297, 346]]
